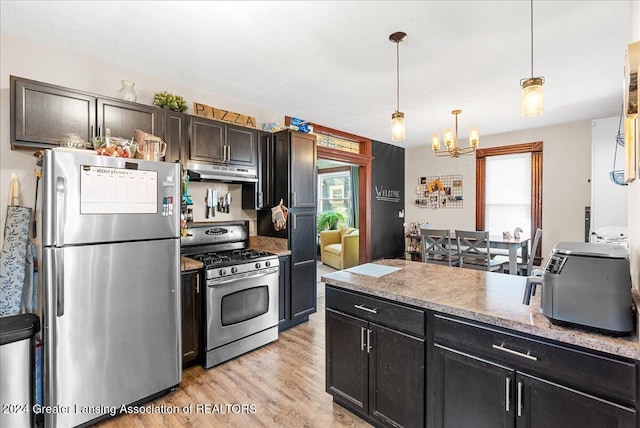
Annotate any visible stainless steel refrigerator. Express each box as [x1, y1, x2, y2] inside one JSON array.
[[42, 148, 181, 427]]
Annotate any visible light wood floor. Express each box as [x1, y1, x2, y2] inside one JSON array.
[[96, 263, 371, 428]]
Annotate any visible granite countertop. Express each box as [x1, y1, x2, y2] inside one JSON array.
[[321, 259, 640, 361], [249, 236, 291, 256], [181, 256, 203, 272]]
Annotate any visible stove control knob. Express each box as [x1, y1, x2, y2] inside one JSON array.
[[255, 262, 262, 269], [231, 267, 238, 274], [265, 261, 271, 267], [219, 269, 226, 276]]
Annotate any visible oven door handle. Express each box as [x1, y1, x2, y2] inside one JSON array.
[[208, 270, 276, 286]]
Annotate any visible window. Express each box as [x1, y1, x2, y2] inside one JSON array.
[[318, 169, 352, 225], [485, 153, 532, 236], [476, 142, 543, 261]]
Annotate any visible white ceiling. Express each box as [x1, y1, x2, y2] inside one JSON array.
[[0, 1, 634, 148]]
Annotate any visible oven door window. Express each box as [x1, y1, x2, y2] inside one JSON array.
[[221, 285, 269, 326]]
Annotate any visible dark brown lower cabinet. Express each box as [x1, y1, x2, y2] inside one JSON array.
[[518, 372, 635, 428], [433, 345, 513, 428], [181, 270, 201, 367], [326, 307, 425, 428], [431, 315, 637, 428]]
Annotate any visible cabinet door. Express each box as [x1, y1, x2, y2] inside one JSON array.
[[278, 255, 291, 325], [189, 116, 225, 164], [12, 77, 96, 148], [290, 211, 317, 318], [181, 271, 201, 367], [241, 131, 273, 210], [226, 124, 257, 168], [259, 132, 275, 208], [326, 309, 369, 413], [369, 322, 425, 428], [97, 98, 161, 139], [164, 110, 189, 163], [433, 344, 515, 428], [290, 132, 317, 208], [290, 259, 316, 319], [517, 373, 636, 428]]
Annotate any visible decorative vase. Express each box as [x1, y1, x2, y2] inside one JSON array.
[[118, 80, 137, 102]]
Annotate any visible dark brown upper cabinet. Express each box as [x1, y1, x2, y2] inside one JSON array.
[[11, 77, 96, 149], [188, 115, 257, 169], [11, 76, 162, 150]]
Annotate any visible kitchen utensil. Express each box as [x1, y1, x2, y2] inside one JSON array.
[[136, 138, 166, 161], [206, 188, 213, 218]]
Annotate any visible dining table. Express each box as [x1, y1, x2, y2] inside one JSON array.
[[488, 235, 530, 275]]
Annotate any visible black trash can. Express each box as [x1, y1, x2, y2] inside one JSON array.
[[0, 314, 40, 428]]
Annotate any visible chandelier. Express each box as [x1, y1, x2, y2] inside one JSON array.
[[520, 0, 544, 117], [431, 109, 479, 158], [389, 31, 407, 141]]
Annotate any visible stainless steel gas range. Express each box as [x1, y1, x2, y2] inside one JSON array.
[[181, 221, 279, 368]]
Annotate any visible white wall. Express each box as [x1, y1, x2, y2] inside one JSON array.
[[591, 116, 628, 231], [0, 33, 280, 238], [405, 120, 593, 260]]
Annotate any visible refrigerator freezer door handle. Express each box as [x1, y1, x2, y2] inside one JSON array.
[[56, 250, 64, 317], [56, 176, 65, 245]]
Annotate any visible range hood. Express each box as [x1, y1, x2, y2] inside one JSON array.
[[187, 162, 257, 183]]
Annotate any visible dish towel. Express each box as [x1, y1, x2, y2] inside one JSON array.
[[0, 206, 32, 316]]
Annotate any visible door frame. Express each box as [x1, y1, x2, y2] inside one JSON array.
[[286, 117, 373, 263]]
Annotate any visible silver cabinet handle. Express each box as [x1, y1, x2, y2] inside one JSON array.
[[366, 328, 372, 353], [360, 327, 366, 351], [227, 145, 231, 161], [354, 304, 378, 314], [223, 145, 227, 162], [492, 343, 538, 361], [195, 274, 200, 294], [517, 380, 523, 417], [505, 378, 511, 412], [292, 192, 296, 206]]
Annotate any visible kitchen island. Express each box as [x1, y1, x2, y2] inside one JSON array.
[[322, 259, 640, 428]]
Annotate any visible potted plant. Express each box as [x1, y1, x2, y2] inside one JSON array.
[[317, 210, 347, 232], [153, 91, 188, 112]]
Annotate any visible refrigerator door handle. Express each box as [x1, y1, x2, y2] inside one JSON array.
[[55, 250, 64, 317], [55, 176, 65, 245]]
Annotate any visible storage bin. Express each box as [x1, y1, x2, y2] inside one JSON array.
[[0, 313, 40, 428]]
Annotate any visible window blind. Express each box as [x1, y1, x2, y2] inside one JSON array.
[[485, 153, 531, 237]]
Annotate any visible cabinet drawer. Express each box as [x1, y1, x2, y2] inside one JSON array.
[[433, 314, 637, 404], [326, 286, 425, 337]]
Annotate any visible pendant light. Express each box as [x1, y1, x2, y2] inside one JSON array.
[[390, 31, 407, 141], [520, 0, 544, 117]]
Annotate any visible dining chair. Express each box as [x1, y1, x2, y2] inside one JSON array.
[[420, 228, 459, 267], [519, 228, 542, 276], [455, 230, 507, 272]]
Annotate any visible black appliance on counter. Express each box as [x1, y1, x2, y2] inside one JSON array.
[[181, 221, 279, 368], [523, 242, 634, 336]]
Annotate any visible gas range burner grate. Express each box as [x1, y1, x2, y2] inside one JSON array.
[[190, 249, 276, 269]]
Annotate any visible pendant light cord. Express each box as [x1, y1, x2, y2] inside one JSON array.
[[396, 40, 400, 112], [530, 0, 534, 78]]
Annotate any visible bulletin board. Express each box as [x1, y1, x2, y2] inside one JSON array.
[[415, 174, 463, 209]]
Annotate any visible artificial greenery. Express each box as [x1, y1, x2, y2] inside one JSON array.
[[153, 91, 188, 112], [317, 210, 347, 232]]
